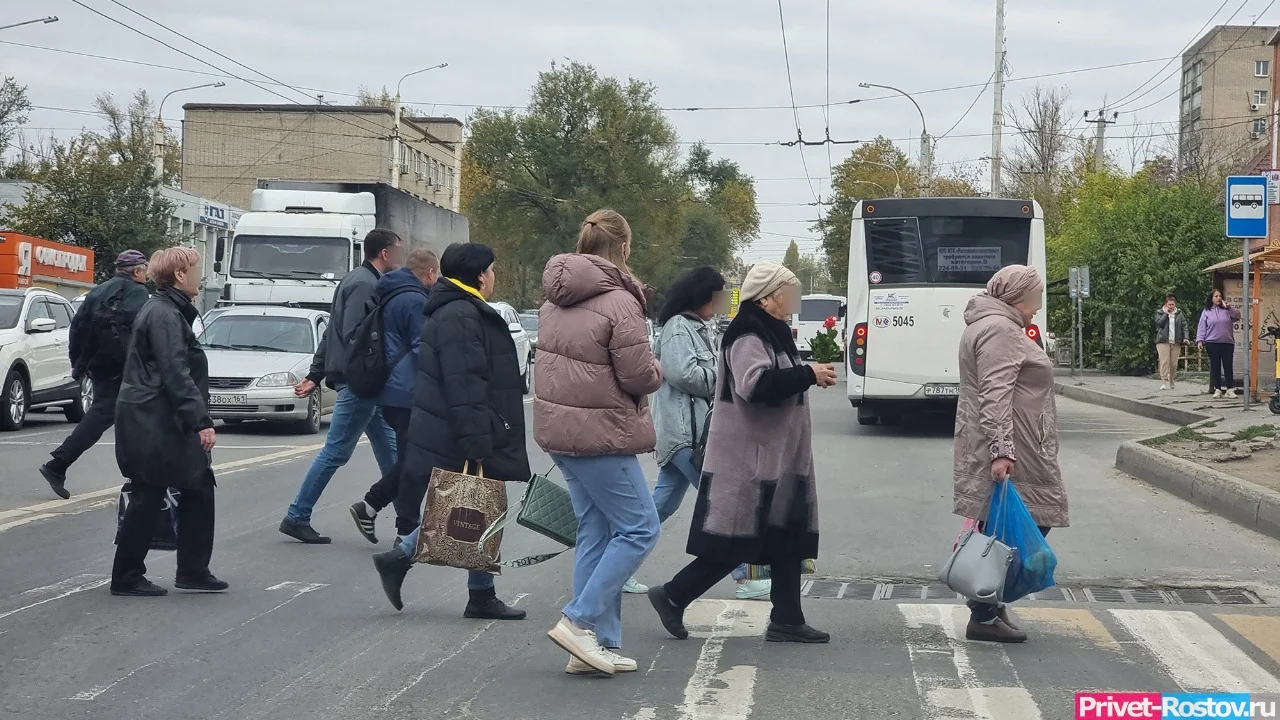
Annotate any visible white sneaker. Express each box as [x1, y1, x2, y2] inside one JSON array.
[[1230, 388, 1241, 398], [565, 649, 638, 675], [1160, 383, 1170, 391], [547, 617, 614, 675], [622, 577, 649, 594], [1213, 389, 1224, 398], [736, 579, 772, 600]]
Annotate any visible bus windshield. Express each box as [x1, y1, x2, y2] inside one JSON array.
[[865, 216, 1031, 285], [230, 235, 351, 280]]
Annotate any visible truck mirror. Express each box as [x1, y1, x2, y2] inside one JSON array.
[[838, 305, 847, 319], [215, 236, 226, 262], [213, 260, 222, 274]]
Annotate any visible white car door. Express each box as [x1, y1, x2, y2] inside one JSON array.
[[24, 299, 61, 393], [45, 299, 75, 389]]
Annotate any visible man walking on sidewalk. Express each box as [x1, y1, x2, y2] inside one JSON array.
[[349, 248, 437, 544], [39, 250, 151, 499], [279, 229, 402, 544]]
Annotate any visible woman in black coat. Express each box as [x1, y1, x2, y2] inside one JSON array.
[[112, 247, 226, 597], [373, 242, 530, 619]]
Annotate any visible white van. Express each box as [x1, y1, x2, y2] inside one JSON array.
[[792, 294, 847, 359]]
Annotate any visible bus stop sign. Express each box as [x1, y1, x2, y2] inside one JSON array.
[[1226, 175, 1269, 238]]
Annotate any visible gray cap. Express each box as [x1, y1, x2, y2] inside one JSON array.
[[115, 249, 148, 270]]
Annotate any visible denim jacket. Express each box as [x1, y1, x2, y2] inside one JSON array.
[[651, 313, 717, 466]]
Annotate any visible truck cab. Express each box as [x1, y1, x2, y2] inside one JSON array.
[[216, 190, 377, 311]]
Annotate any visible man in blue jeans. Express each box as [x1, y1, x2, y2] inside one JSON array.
[[279, 229, 403, 544]]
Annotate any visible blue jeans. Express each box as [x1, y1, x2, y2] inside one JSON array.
[[555, 454, 660, 649], [285, 386, 397, 524], [654, 448, 752, 582], [395, 529, 494, 590]]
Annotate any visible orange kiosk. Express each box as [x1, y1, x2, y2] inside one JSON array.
[[0, 233, 95, 300]]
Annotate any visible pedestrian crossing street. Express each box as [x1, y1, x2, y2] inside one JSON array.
[[635, 598, 1280, 720]]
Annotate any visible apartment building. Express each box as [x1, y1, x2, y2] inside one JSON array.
[[1179, 25, 1275, 173], [179, 104, 462, 213]]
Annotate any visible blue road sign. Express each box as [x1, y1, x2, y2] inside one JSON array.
[[1226, 175, 1269, 238]]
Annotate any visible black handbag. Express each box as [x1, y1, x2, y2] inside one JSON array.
[[689, 397, 712, 474], [115, 482, 180, 551]]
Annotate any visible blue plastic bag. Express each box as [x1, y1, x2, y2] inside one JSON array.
[[987, 479, 1057, 602]]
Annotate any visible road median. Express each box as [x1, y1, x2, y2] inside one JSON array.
[[1054, 380, 1211, 426]]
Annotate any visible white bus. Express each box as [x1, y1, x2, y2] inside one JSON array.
[[845, 198, 1047, 426]]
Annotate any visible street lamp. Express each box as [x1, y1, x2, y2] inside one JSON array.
[[846, 179, 889, 196], [153, 82, 225, 180], [0, 16, 58, 32], [392, 63, 449, 189], [859, 82, 931, 196], [852, 160, 903, 197]]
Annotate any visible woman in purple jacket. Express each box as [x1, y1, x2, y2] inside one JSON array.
[[1196, 289, 1242, 398]]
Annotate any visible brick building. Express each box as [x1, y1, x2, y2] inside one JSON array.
[[179, 104, 462, 213], [1180, 25, 1275, 174]]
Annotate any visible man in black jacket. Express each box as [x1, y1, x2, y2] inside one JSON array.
[[39, 250, 151, 499], [279, 229, 402, 544], [372, 243, 529, 620]]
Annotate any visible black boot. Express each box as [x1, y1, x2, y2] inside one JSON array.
[[373, 549, 413, 611], [765, 622, 831, 643], [464, 587, 526, 620], [40, 464, 69, 500]]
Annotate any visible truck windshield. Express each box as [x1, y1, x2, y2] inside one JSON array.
[[230, 235, 350, 280]]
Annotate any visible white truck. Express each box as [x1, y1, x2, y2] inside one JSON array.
[[213, 181, 468, 310]]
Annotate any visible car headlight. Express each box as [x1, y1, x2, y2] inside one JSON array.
[[256, 372, 298, 388]]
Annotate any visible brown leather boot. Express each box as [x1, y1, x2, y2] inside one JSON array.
[[997, 606, 1019, 631], [966, 618, 1028, 643]]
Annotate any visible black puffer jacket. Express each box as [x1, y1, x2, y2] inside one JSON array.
[[401, 278, 531, 484], [115, 286, 214, 490], [68, 273, 149, 379]]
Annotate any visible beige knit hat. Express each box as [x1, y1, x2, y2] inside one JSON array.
[[740, 261, 800, 303]]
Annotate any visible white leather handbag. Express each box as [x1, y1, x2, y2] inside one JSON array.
[[938, 526, 1014, 603]]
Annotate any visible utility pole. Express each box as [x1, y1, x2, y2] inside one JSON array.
[[988, 0, 1006, 197], [1084, 109, 1119, 171]]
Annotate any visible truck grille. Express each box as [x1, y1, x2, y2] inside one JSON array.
[[209, 377, 253, 390]]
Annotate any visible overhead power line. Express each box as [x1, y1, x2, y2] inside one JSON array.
[[776, 0, 821, 205], [1107, 0, 1232, 110]]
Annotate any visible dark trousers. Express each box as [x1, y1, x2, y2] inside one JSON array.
[[49, 372, 119, 473], [364, 406, 411, 519], [967, 522, 1050, 622], [112, 483, 215, 589], [665, 555, 806, 626], [1205, 342, 1235, 391]]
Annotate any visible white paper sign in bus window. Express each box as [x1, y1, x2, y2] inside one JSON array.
[[937, 247, 1002, 273]]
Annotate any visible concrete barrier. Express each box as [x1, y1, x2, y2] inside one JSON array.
[[1116, 440, 1280, 542], [1054, 381, 1211, 427]]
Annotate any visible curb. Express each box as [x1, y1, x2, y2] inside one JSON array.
[[1116, 440, 1280, 542], [1053, 381, 1211, 427]]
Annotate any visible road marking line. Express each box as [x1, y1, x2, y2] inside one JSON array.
[[379, 593, 529, 710], [1110, 609, 1280, 692], [899, 603, 1043, 720], [1217, 614, 1280, 667], [68, 662, 156, 700], [0, 442, 324, 529], [0, 576, 110, 622], [219, 583, 328, 636], [679, 599, 761, 720], [1013, 608, 1122, 652]]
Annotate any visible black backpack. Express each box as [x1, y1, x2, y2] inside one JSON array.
[[90, 285, 135, 367], [344, 286, 426, 398]]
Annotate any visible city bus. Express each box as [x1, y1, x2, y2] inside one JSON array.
[[845, 197, 1047, 426]]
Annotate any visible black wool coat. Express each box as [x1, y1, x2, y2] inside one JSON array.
[[401, 279, 531, 484], [115, 286, 214, 490]]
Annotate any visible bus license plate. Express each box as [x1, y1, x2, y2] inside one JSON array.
[[923, 384, 960, 397], [209, 394, 248, 406]]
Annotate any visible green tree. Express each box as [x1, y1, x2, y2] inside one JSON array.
[[782, 239, 802, 271], [1048, 169, 1229, 373], [1, 91, 178, 280], [462, 62, 755, 309], [91, 90, 180, 186], [0, 76, 32, 178]]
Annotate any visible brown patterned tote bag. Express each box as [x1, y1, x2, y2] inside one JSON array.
[[412, 462, 507, 573]]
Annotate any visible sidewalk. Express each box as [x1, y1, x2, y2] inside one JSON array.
[[1056, 369, 1280, 541]]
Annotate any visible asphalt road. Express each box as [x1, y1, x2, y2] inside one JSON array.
[[4, 380, 1280, 720]]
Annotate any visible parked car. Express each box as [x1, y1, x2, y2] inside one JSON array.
[[199, 306, 334, 434], [519, 311, 539, 360], [0, 288, 89, 431], [489, 301, 533, 394]]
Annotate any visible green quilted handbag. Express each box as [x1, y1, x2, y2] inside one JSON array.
[[478, 470, 577, 568]]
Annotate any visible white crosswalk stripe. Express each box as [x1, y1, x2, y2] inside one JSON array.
[[1110, 609, 1280, 692]]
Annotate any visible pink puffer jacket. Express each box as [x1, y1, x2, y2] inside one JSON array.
[[533, 253, 662, 457]]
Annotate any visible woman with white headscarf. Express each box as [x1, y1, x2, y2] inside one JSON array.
[[953, 264, 1067, 644], [647, 261, 838, 645]]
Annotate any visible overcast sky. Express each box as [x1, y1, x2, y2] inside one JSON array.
[[2, 0, 1268, 261]]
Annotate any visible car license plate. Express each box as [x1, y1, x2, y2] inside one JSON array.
[[209, 394, 248, 406], [923, 384, 960, 397]]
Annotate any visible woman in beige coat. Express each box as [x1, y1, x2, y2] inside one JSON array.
[[953, 264, 1067, 644]]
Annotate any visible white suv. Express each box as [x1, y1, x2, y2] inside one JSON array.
[[0, 288, 89, 431]]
